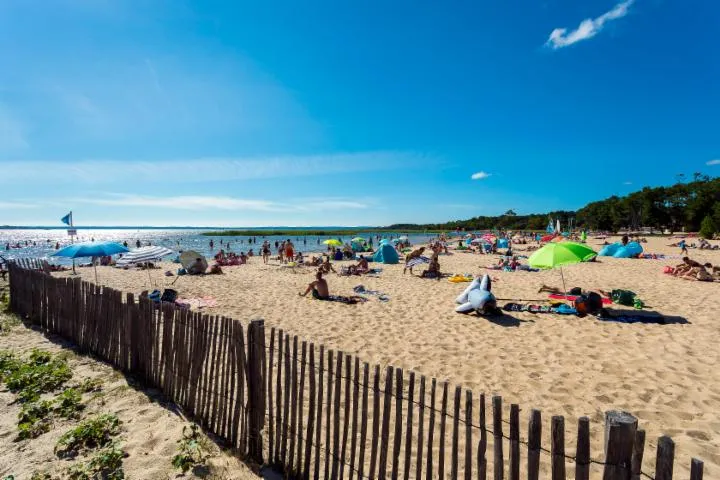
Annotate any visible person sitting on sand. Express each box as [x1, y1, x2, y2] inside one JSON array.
[[188, 257, 206, 275], [319, 256, 337, 274], [403, 247, 425, 274], [420, 252, 441, 279], [345, 255, 369, 275], [300, 271, 330, 300]]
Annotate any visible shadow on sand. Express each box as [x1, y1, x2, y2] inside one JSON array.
[[596, 308, 689, 325]]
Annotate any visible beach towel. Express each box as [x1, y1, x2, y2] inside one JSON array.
[[503, 303, 577, 315], [405, 256, 430, 268], [323, 295, 368, 305], [548, 294, 612, 305], [176, 296, 218, 309], [353, 285, 390, 302], [448, 274, 473, 283]]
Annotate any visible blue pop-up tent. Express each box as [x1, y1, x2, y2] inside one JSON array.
[[372, 243, 399, 264]]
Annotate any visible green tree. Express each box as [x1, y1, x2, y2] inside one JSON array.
[[699, 215, 717, 239]]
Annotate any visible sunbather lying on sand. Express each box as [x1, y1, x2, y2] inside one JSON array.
[[668, 257, 714, 281]]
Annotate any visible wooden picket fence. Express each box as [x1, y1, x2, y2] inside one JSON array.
[[7, 264, 706, 480]]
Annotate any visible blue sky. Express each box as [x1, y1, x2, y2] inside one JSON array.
[[0, 0, 718, 227]]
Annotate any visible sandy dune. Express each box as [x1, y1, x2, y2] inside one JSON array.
[[54, 236, 720, 476], [0, 319, 258, 479]]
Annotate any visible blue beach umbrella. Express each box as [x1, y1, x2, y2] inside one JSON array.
[[53, 241, 129, 283]]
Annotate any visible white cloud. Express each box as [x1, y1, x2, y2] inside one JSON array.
[[71, 194, 369, 212], [706, 159, 720, 166], [471, 171, 491, 180], [0, 151, 430, 185], [546, 0, 634, 49], [0, 201, 38, 209], [623, 181, 633, 185]]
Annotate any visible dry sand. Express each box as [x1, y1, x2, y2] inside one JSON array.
[[0, 314, 259, 479], [54, 236, 720, 477]]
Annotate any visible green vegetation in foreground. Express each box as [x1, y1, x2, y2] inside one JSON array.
[[202, 228, 443, 237], [172, 424, 210, 473], [0, 348, 88, 439], [55, 413, 122, 457], [57, 414, 125, 479]]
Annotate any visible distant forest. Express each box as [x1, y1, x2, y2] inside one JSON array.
[[387, 174, 720, 234]]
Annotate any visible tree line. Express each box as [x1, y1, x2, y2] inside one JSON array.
[[387, 175, 720, 235]]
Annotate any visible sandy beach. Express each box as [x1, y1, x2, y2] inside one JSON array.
[[53, 236, 720, 476]]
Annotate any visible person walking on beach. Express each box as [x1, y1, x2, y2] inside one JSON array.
[[262, 241, 271, 264], [679, 239, 688, 255], [136, 239, 141, 248], [285, 239, 294, 263]]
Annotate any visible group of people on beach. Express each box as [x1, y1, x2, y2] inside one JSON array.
[[667, 257, 720, 282]]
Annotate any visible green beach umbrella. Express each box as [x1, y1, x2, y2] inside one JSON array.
[[323, 239, 343, 247], [351, 237, 365, 243], [528, 242, 597, 299]]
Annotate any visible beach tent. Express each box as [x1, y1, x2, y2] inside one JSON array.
[[497, 238, 509, 249], [351, 241, 367, 252], [372, 243, 399, 264], [613, 242, 644, 258]]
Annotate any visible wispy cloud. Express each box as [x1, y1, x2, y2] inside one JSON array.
[[707, 159, 720, 166], [0, 152, 430, 185], [546, 0, 634, 49], [0, 201, 38, 209], [71, 194, 369, 212], [623, 181, 633, 185], [471, 171, 491, 180]]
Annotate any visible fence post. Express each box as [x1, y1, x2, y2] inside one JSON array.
[[655, 436, 674, 480], [603, 411, 637, 480], [247, 319, 266, 463]]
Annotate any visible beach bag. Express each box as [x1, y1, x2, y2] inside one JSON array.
[[610, 289, 636, 306], [161, 289, 178, 303], [148, 290, 161, 303]]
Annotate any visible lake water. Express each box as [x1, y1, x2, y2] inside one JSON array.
[[0, 228, 438, 265]]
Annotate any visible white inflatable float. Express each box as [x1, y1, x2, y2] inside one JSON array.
[[455, 274, 497, 315]]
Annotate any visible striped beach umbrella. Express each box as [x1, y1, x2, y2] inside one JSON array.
[[116, 246, 175, 266], [117, 246, 176, 286]]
